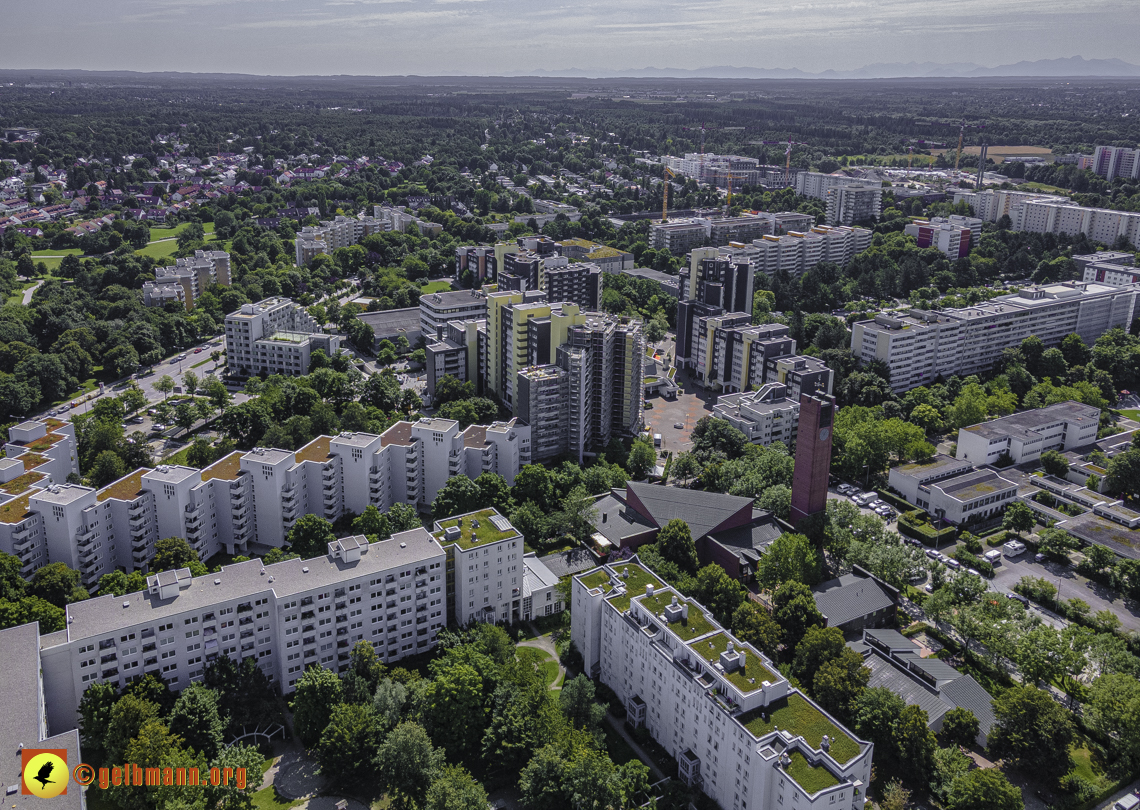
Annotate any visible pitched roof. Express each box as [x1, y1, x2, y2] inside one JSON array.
[[706, 513, 784, 563], [538, 547, 599, 579], [625, 482, 753, 540], [812, 572, 897, 628]]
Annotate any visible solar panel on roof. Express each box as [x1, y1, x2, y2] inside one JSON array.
[[490, 515, 512, 532]]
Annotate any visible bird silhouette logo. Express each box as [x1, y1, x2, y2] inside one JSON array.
[[21, 750, 69, 798]]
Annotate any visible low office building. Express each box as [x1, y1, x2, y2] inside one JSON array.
[[849, 629, 996, 747], [573, 560, 873, 810], [621, 266, 681, 298], [420, 289, 488, 339], [895, 459, 1018, 526], [36, 530, 447, 736], [851, 283, 1140, 393], [225, 297, 340, 377], [556, 238, 634, 273], [957, 402, 1101, 466]]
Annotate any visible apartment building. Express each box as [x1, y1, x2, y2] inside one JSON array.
[[952, 189, 1065, 223], [4, 418, 79, 484], [794, 171, 867, 201], [713, 383, 801, 448], [572, 560, 873, 810], [903, 216, 983, 260], [957, 401, 1101, 466], [850, 281, 1140, 393], [425, 319, 483, 402], [1092, 145, 1140, 182], [1011, 200, 1140, 247], [420, 288, 488, 339], [1080, 253, 1140, 287], [680, 315, 806, 393], [36, 530, 447, 736], [680, 249, 755, 314], [295, 214, 390, 266], [0, 624, 85, 810], [430, 508, 524, 625], [557, 238, 634, 273], [732, 225, 873, 278], [225, 297, 341, 377], [143, 250, 232, 310], [650, 220, 708, 255], [516, 314, 645, 462], [650, 215, 773, 255], [455, 245, 497, 282], [499, 250, 544, 292], [825, 185, 882, 226], [544, 261, 602, 311], [764, 355, 834, 400]]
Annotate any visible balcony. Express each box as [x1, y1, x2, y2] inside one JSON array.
[[239, 616, 253, 626], [132, 552, 149, 566], [13, 538, 34, 554], [336, 627, 348, 636], [335, 614, 347, 624], [100, 653, 117, 665], [303, 636, 316, 646]]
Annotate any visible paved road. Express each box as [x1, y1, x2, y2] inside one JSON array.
[[21, 279, 44, 305]]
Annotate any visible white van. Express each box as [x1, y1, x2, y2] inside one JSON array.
[[984, 550, 1003, 565], [1003, 540, 1026, 557], [653, 434, 662, 447]]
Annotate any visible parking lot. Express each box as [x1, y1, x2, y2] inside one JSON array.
[[640, 368, 716, 454]]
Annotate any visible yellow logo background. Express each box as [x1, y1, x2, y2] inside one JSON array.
[[22, 751, 69, 798]]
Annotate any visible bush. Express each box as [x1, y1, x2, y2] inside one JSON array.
[[962, 534, 983, 554], [952, 549, 994, 577]]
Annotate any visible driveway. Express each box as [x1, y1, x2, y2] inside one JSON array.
[[641, 368, 716, 454]]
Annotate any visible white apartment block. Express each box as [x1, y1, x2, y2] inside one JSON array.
[[36, 530, 447, 736], [1082, 262, 1140, 287], [713, 383, 800, 447], [420, 288, 489, 339], [957, 401, 1101, 466], [851, 281, 1140, 393], [225, 297, 341, 377], [825, 185, 882, 226], [794, 171, 866, 201], [431, 508, 527, 626], [1012, 200, 1140, 247], [727, 225, 872, 278], [573, 560, 873, 810], [295, 215, 390, 266], [143, 250, 231, 309], [952, 189, 1065, 223], [4, 418, 79, 483], [651, 215, 775, 255], [903, 216, 983, 261], [1092, 146, 1140, 182]]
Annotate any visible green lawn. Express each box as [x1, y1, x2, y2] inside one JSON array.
[[251, 785, 304, 810], [786, 751, 840, 794], [605, 563, 664, 612], [740, 694, 862, 765], [517, 646, 561, 689], [1120, 409, 1140, 422], [419, 280, 454, 294], [1020, 181, 1070, 194], [150, 221, 216, 237], [31, 247, 82, 258]]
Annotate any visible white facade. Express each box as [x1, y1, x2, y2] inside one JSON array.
[[794, 172, 866, 201], [432, 508, 525, 626], [952, 189, 1065, 223], [713, 383, 800, 447], [731, 226, 872, 278], [37, 530, 447, 735], [957, 402, 1101, 466], [851, 282, 1140, 393], [573, 560, 873, 810], [143, 250, 231, 308], [1092, 146, 1140, 182], [225, 297, 341, 377], [825, 185, 882, 226], [420, 289, 488, 340], [887, 454, 1019, 525]]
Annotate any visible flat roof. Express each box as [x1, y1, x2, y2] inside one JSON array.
[[432, 508, 520, 550], [935, 469, 1017, 501], [57, 529, 445, 642], [201, 451, 244, 482], [98, 467, 151, 502], [295, 435, 332, 464], [0, 470, 46, 496], [895, 454, 972, 478], [381, 420, 414, 447], [962, 401, 1100, 441], [31, 483, 94, 506], [0, 492, 33, 524]]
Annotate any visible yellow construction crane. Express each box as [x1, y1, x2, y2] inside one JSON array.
[[662, 166, 676, 222]]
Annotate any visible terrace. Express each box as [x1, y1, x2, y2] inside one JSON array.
[[296, 436, 332, 464], [433, 509, 519, 550], [19, 432, 64, 453], [638, 592, 716, 641], [0, 493, 33, 524], [97, 468, 149, 502], [605, 563, 664, 613], [739, 693, 861, 765], [0, 471, 46, 496], [19, 453, 48, 472], [690, 632, 778, 692], [579, 568, 614, 594], [784, 751, 841, 795]]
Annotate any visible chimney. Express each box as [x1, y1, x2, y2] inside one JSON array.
[[646, 584, 655, 597], [682, 603, 689, 619], [602, 513, 607, 523], [739, 651, 747, 669]]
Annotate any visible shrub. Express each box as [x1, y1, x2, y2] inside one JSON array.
[[952, 549, 994, 577]]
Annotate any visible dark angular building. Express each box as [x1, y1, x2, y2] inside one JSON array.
[[790, 393, 835, 525]]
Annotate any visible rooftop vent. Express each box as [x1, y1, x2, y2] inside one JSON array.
[[302, 567, 309, 573], [400, 542, 407, 548], [122, 601, 130, 608], [214, 579, 221, 585]]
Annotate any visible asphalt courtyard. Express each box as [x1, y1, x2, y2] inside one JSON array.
[[641, 369, 716, 454]]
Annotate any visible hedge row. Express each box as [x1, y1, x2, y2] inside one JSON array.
[[951, 548, 995, 578]]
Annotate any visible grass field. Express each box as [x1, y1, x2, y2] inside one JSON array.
[[1019, 181, 1070, 193], [150, 221, 216, 237], [252, 785, 303, 810], [1120, 409, 1140, 422], [932, 145, 1055, 163], [419, 280, 454, 294], [31, 247, 82, 258]]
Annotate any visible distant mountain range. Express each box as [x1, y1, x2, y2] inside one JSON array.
[[529, 56, 1140, 80]]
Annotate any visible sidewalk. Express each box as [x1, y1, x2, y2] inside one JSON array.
[[604, 713, 668, 782]]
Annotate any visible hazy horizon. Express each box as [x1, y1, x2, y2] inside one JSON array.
[[2, 0, 1138, 77]]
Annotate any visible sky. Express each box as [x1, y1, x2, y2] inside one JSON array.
[[1, 0, 1139, 76]]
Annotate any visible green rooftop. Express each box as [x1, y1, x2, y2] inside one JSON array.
[[637, 592, 716, 641], [739, 693, 861, 765], [605, 563, 664, 612], [579, 568, 614, 594], [433, 509, 519, 550], [690, 632, 778, 692], [784, 751, 841, 795]]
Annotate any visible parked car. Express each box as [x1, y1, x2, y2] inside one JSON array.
[[925, 549, 940, 560], [945, 558, 961, 570], [674, 422, 685, 429], [1035, 553, 1048, 563], [150, 424, 166, 432], [923, 583, 934, 593], [984, 550, 1003, 565], [1003, 540, 1026, 557], [837, 484, 855, 495], [1007, 593, 1030, 606]]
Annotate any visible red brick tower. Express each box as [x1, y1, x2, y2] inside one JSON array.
[[790, 393, 836, 526]]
